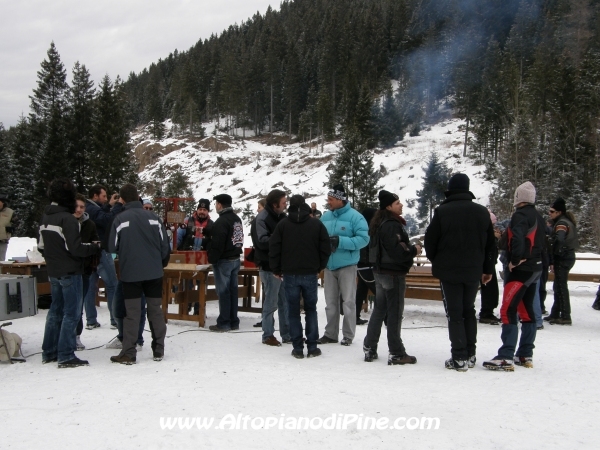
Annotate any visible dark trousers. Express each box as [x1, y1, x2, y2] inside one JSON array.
[[356, 268, 376, 319], [284, 274, 319, 352], [539, 265, 548, 311], [440, 280, 479, 360], [479, 270, 499, 317], [363, 272, 407, 356], [497, 270, 541, 359], [550, 254, 575, 319], [120, 278, 165, 358]]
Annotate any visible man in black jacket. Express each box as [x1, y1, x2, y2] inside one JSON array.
[[207, 194, 244, 332], [424, 174, 495, 372], [108, 184, 171, 364], [483, 181, 545, 371], [251, 189, 291, 346], [270, 195, 331, 358], [364, 191, 421, 365], [39, 179, 101, 368]]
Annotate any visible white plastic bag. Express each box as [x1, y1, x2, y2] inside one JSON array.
[[26, 249, 45, 264]]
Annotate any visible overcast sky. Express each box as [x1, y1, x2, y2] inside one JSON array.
[[0, 0, 276, 127]]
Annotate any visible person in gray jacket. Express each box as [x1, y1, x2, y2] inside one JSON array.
[[108, 184, 170, 364]]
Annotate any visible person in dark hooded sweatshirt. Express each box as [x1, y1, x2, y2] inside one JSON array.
[[425, 173, 495, 372], [269, 195, 331, 359]]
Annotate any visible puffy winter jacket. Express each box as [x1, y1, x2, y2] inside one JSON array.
[[369, 215, 417, 274], [320, 202, 369, 271], [424, 192, 496, 282]]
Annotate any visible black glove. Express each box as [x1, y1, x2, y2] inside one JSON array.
[[330, 235, 339, 253], [5, 226, 14, 234]]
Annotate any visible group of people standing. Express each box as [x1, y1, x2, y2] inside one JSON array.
[[0, 168, 587, 370]]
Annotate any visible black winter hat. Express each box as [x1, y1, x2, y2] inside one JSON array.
[[213, 194, 232, 207], [0, 193, 8, 204], [197, 198, 211, 211], [328, 184, 347, 201], [551, 197, 567, 213], [447, 173, 470, 192], [378, 190, 399, 210]]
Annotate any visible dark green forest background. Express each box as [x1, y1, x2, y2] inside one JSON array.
[[1, 0, 599, 248]]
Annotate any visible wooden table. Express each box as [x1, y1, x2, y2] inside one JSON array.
[[0, 262, 51, 296], [162, 263, 261, 327]]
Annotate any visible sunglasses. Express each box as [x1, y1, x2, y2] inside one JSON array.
[[549, 209, 556, 213], [144, 206, 153, 210]]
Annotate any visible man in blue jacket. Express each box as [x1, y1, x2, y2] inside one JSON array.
[[85, 184, 123, 329], [319, 184, 369, 346]]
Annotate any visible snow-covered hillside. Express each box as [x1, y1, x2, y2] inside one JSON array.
[[133, 118, 494, 229]]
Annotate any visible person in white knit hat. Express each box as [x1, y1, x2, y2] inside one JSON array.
[[483, 181, 545, 371]]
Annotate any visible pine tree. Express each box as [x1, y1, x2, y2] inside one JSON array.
[[29, 42, 70, 224], [67, 61, 95, 193], [9, 117, 38, 236], [416, 152, 450, 226], [328, 130, 379, 211], [90, 75, 136, 193]]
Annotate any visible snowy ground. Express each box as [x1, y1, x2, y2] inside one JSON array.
[[2, 259, 599, 449]]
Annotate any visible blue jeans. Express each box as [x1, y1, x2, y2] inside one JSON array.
[[284, 274, 319, 352], [81, 272, 98, 326], [114, 280, 146, 345], [213, 259, 241, 329], [193, 237, 204, 251], [260, 270, 290, 341], [86, 250, 118, 326], [42, 275, 84, 363]]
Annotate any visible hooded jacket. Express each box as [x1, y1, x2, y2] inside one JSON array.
[[38, 204, 100, 278], [269, 203, 331, 275], [251, 204, 286, 271], [424, 191, 496, 282], [108, 202, 171, 282], [320, 202, 369, 271]]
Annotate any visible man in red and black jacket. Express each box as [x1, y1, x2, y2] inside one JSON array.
[[483, 181, 545, 371]]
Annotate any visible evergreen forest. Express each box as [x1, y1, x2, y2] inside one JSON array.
[[1, 0, 600, 248]]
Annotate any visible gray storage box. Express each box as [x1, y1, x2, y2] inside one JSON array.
[[0, 275, 37, 321]]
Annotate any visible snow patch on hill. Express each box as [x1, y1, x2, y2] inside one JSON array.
[[132, 118, 495, 226]]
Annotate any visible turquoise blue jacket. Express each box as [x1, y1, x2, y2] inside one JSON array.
[[320, 202, 369, 270]]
